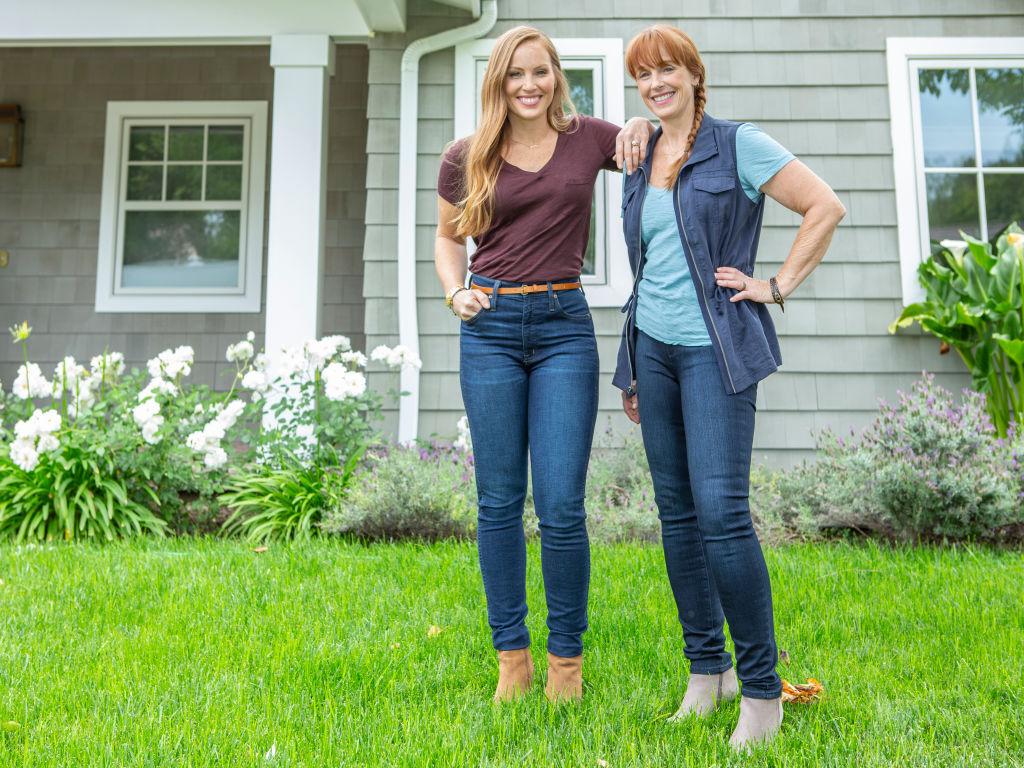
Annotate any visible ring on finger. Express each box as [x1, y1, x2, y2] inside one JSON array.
[[630, 140, 641, 147]]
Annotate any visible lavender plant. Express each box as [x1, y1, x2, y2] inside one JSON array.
[[758, 374, 1024, 542]]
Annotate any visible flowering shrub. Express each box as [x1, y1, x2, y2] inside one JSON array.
[[891, 225, 1024, 435], [755, 373, 1024, 542], [0, 321, 420, 542], [321, 441, 477, 541]]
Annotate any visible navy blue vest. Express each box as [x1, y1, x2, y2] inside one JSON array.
[[612, 114, 783, 395]]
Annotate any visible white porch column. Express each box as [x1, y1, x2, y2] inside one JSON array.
[[265, 34, 335, 355]]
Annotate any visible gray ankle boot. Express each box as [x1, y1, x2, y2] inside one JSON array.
[[728, 696, 783, 750], [668, 667, 739, 720]]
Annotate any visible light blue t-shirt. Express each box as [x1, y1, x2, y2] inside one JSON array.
[[635, 123, 794, 347]]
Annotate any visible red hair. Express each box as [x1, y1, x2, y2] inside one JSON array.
[[625, 25, 707, 183]]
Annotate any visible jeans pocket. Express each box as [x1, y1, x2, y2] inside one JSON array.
[[552, 289, 592, 320], [461, 308, 484, 326]]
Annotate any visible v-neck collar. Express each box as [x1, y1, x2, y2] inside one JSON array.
[[501, 130, 563, 175]]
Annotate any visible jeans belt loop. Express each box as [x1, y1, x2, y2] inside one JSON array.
[[546, 281, 555, 311], [492, 279, 501, 309]]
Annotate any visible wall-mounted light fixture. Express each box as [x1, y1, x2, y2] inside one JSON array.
[[0, 104, 24, 168]]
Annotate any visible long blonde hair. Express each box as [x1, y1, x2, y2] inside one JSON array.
[[451, 26, 577, 239], [625, 25, 707, 184]]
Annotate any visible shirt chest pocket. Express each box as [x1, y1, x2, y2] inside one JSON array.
[[691, 174, 736, 225]]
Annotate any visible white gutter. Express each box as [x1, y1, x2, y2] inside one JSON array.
[[396, 0, 497, 444]]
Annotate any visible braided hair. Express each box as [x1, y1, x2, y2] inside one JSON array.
[[625, 25, 708, 186]]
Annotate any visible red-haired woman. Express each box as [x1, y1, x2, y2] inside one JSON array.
[[433, 26, 651, 703], [614, 25, 845, 749]]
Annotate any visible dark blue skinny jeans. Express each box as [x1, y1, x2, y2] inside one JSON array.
[[459, 274, 599, 659], [635, 330, 782, 699]]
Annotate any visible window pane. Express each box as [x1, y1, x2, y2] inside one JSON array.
[[166, 165, 203, 201], [565, 69, 595, 116], [984, 173, 1024, 237], [207, 125, 244, 161], [128, 126, 164, 162], [977, 68, 1024, 167], [566, 69, 596, 275], [918, 69, 975, 168], [205, 165, 243, 201], [168, 126, 204, 162], [122, 210, 241, 289], [126, 165, 163, 201], [926, 172, 980, 241], [582, 198, 596, 276]]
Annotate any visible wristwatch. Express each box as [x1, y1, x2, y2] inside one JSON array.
[[445, 285, 468, 313]]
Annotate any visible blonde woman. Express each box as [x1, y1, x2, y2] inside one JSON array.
[[614, 26, 845, 749], [434, 26, 650, 702]]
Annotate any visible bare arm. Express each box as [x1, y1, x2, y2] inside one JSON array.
[[715, 159, 846, 303], [435, 196, 490, 320]]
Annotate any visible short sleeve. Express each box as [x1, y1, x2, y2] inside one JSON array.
[[583, 115, 622, 172], [736, 123, 795, 202], [437, 140, 468, 205]]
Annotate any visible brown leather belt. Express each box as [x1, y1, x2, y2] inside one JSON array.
[[471, 281, 582, 295]]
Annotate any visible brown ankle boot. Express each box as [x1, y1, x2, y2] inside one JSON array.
[[544, 652, 583, 702], [494, 648, 534, 702]]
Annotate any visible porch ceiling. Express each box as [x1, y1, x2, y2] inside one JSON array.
[[1, 0, 415, 44]]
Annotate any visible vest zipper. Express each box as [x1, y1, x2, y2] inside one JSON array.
[[675, 178, 737, 393], [624, 168, 648, 396]]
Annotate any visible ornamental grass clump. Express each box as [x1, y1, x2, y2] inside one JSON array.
[[759, 373, 1024, 543]]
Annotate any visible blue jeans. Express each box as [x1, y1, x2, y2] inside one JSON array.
[[459, 274, 599, 658], [635, 330, 782, 699]]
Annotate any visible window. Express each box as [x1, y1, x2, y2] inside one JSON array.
[[887, 38, 1024, 305], [97, 101, 268, 312], [453, 38, 630, 307]]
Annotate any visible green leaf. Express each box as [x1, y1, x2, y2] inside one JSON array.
[[994, 334, 1024, 364], [888, 303, 932, 334]]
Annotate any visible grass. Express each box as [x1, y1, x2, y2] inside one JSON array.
[[0, 539, 1022, 767]]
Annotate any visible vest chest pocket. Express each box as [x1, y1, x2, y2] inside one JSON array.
[[691, 174, 736, 224]]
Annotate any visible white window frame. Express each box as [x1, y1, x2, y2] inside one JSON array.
[[453, 38, 630, 308], [96, 101, 268, 313], [887, 37, 1024, 306]]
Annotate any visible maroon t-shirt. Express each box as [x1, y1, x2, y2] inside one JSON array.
[[437, 115, 620, 282]]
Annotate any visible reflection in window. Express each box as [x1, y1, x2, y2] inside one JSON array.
[[917, 66, 1024, 242], [566, 68, 597, 276], [120, 122, 247, 291]]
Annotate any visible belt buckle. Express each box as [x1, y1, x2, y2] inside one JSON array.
[[517, 285, 529, 295]]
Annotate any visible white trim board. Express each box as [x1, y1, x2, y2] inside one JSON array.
[[453, 37, 630, 308], [886, 37, 1024, 306], [96, 101, 268, 313]]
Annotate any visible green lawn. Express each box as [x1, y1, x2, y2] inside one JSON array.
[[0, 539, 1022, 767]]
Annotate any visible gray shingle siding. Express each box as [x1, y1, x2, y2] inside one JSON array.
[[361, 0, 1024, 465]]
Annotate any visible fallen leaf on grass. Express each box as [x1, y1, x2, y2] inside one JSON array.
[[597, 760, 609, 767], [390, 642, 401, 650], [781, 678, 823, 704], [779, 649, 790, 666], [1, 721, 20, 732], [427, 625, 443, 638], [252, 546, 269, 554], [264, 742, 276, 760]]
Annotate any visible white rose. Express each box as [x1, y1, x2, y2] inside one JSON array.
[[203, 446, 228, 469], [10, 439, 39, 472], [141, 415, 164, 445], [132, 399, 160, 427]]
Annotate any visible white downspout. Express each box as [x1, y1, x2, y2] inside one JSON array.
[[396, 0, 497, 444]]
